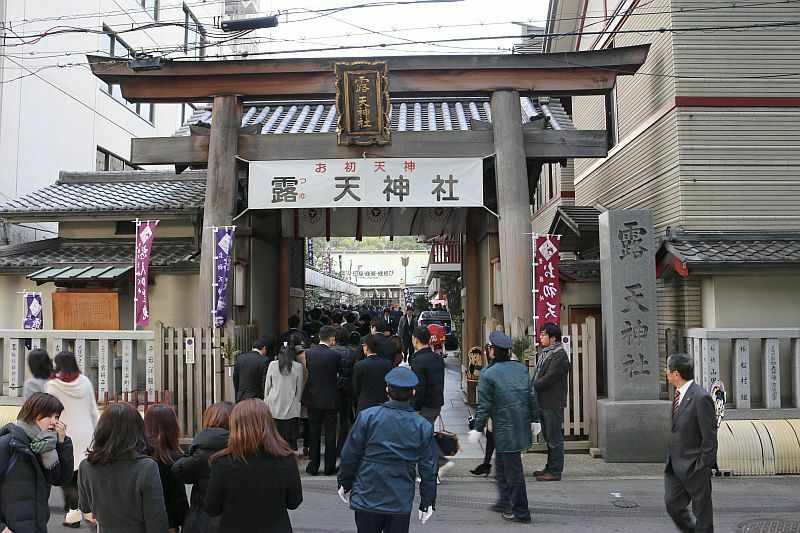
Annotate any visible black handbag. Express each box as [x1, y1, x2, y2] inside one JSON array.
[[434, 415, 460, 456]]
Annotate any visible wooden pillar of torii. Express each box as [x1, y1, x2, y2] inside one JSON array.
[[199, 96, 241, 327], [87, 45, 649, 336]]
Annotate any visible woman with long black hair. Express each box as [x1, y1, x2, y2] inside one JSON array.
[[265, 334, 305, 450]]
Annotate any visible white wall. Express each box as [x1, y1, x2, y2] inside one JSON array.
[[701, 274, 800, 329]]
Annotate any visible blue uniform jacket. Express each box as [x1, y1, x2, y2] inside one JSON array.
[[338, 400, 437, 515], [473, 360, 539, 453]]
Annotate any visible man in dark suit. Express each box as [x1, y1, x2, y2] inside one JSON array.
[[302, 326, 342, 476], [352, 334, 393, 414], [370, 317, 397, 365], [410, 326, 452, 479], [233, 337, 270, 402], [397, 307, 417, 358], [665, 353, 717, 533], [303, 307, 323, 344], [280, 313, 310, 347]]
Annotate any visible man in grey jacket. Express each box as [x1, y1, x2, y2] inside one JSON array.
[[532, 322, 570, 481]]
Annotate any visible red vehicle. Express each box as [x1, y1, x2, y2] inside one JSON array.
[[427, 323, 447, 357]]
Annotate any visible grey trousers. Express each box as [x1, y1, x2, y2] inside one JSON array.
[[665, 464, 714, 533]]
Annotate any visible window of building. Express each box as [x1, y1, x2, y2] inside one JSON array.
[[141, 0, 158, 20], [183, 5, 206, 60], [115, 221, 136, 235], [96, 147, 139, 172], [99, 26, 155, 123]]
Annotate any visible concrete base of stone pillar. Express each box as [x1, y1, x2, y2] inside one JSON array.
[[597, 399, 671, 463]]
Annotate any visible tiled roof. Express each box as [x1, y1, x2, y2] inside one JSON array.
[[548, 205, 602, 253], [0, 238, 198, 272], [0, 171, 206, 220], [176, 96, 575, 136], [559, 260, 600, 281], [662, 233, 800, 266]]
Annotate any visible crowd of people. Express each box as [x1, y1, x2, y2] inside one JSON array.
[[0, 307, 717, 533]]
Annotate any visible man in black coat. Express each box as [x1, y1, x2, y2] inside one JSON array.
[[233, 337, 271, 403], [352, 334, 393, 414], [370, 318, 397, 366], [532, 322, 570, 481], [280, 313, 310, 348], [410, 326, 452, 478], [665, 353, 717, 533], [397, 307, 417, 358], [303, 307, 323, 344], [301, 326, 342, 476]]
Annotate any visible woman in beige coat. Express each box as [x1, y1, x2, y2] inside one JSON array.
[[264, 335, 304, 450]]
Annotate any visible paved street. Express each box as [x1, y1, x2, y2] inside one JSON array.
[[47, 468, 800, 532], [46, 355, 800, 532]]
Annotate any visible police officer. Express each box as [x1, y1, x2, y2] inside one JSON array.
[[468, 330, 539, 524], [337, 367, 437, 533]]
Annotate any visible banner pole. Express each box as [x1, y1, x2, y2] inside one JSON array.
[[133, 218, 140, 331], [211, 226, 217, 330]]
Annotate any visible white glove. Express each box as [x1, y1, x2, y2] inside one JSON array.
[[418, 507, 434, 524], [532, 422, 542, 437], [337, 486, 349, 504], [467, 429, 482, 444]]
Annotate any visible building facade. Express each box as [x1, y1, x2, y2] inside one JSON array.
[[0, 0, 255, 244], [540, 0, 800, 408]]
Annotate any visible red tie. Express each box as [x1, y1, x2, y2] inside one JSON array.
[[672, 389, 681, 416]]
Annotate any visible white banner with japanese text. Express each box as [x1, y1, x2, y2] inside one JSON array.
[[249, 158, 483, 209]]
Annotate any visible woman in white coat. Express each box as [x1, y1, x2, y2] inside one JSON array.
[[45, 350, 100, 528], [264, 338, 304, 450]]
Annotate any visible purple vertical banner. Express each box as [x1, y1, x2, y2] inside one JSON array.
[[22, 293, 43, 349], [22, 293, 43, 330], [403, 287, 413, 309], [213, 226, 235, 328], [134, 220, 158, 328], [307, 238, 314, 267], [325, 251, 331, 274]]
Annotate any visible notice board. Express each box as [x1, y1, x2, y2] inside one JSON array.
[[53, 291, 120, 330]]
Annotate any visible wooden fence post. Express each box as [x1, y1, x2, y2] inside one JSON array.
[[586, 316, 598, 448]]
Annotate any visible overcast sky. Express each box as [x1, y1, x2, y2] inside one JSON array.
[[254, 0, 550, 58]]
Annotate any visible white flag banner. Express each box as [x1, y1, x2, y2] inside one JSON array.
[[249, 158, 483, 209]]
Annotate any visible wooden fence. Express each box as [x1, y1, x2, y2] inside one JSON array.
[[158, 323, 259, 437], [1, 323, 258, 437], [532, 317, 598, 448]]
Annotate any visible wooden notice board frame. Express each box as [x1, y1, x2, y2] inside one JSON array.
[[53, 291, 120, 330]]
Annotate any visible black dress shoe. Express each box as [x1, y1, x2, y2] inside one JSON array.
[[324, 466, 339, 476], [470, 463, 492, 476], [533, 469, 546, 477], [306, 465, 319, 476]]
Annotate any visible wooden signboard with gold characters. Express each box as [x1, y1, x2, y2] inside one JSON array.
[[334, 61, 391, 146]]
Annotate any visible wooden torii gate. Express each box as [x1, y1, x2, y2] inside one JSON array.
[[88, 45, 649, 340]]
